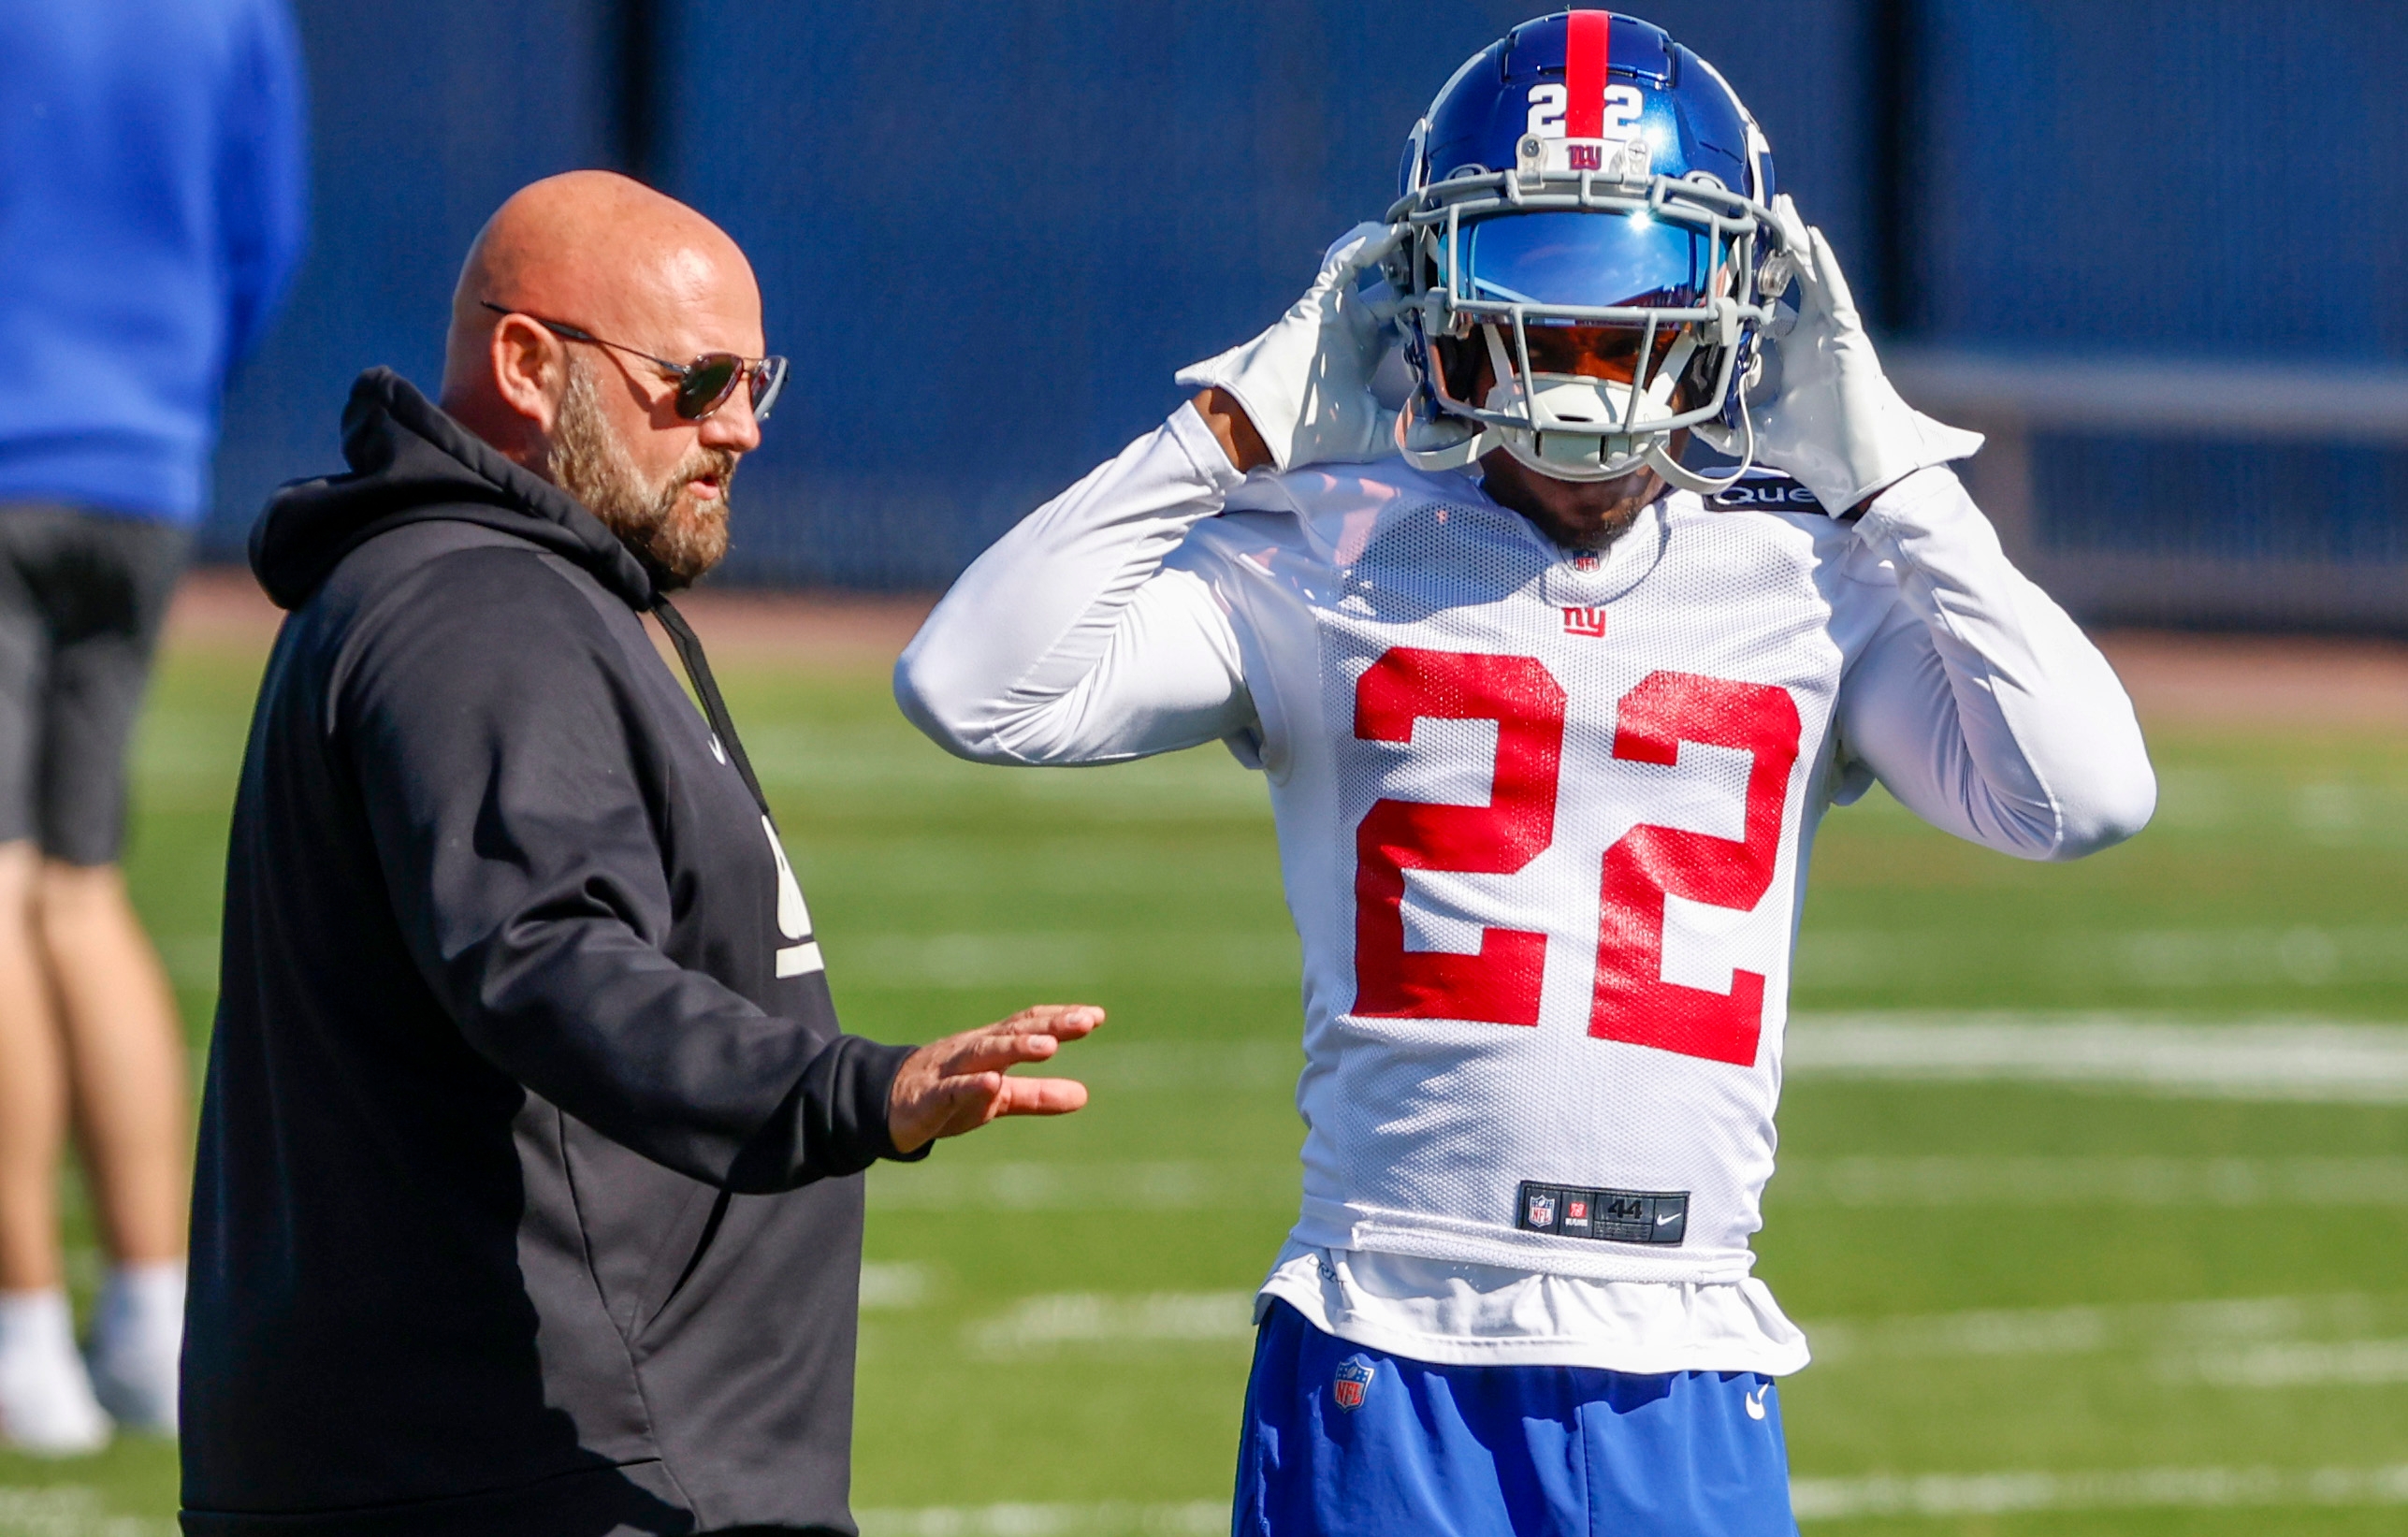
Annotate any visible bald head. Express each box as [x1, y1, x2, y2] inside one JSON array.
[[440, 170, 761, 421], [438, 172, 768, 587]]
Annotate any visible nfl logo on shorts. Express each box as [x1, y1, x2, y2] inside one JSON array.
[[1332, 1356, 1374, 1413]]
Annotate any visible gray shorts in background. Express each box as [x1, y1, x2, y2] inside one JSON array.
[[0, 505, 191, 865]]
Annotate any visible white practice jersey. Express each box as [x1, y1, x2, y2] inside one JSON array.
[[897, 407, 2154, 1352]]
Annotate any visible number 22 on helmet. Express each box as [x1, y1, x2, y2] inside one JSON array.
[[1384, 9, 1795, 493]]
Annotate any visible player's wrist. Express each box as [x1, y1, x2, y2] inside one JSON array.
[[1191, 387, 1273, 474]]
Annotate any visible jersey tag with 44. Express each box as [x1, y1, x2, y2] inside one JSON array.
[[1516, 1180, 1690, 1245]]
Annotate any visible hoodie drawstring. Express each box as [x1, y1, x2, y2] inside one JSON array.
[[649, 595, 774, 825]]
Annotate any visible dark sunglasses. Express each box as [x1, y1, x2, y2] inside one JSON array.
[[480, 301, 788, 422]]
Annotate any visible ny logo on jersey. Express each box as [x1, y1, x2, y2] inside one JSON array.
[[1560, 605, 1608, 638]]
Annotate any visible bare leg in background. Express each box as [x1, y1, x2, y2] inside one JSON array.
[[38, 857, 187, 1268], [0, 841, 68, 1291]]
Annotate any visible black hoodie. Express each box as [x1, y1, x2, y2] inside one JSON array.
[[184, 370, 918, 1537]]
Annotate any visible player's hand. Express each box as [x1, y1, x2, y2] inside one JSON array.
[[1738, 195, 1982, 515], [886, 1004, 1103, 1154], [1177, 221, 1405, 473]]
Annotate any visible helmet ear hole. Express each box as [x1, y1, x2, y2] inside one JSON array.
[[1682, 339, 1717, 403]]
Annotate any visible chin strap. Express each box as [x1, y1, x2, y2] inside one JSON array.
[[1647, 389, 1757, 498], [1396, 404, 1483, 471]]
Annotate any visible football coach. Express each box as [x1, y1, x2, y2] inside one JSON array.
[[181, 171, 1096, 1537]]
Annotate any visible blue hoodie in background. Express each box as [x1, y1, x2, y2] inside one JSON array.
[[0, 0, 307, 525]]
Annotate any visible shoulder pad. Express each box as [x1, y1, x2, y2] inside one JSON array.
[[1703, 473, 1825, 515]]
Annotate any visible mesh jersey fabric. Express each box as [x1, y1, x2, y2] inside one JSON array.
[[895, 405, 2153, 1345], [1161, 457, 1885, 1283]]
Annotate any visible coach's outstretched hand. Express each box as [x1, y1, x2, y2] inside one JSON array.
[[887, 1004, 1103, 1154], [1178, 221, 1404, 473], [1740, 195, 1983, 515]]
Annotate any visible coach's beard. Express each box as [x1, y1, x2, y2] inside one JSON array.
[[548, 359, 736, 591]]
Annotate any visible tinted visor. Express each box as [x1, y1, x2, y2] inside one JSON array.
[[1452, 210, 1712, 311]]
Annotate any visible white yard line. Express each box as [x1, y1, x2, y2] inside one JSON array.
[[1785, 1016, 2408, 1102], [1803, 1292, 2399, 1365], [859, 1261, 931, 1311], [965, 1293, 1256, 1356], [2169, 1338, 2408, 1388]]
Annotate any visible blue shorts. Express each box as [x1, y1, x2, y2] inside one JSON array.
[[1234, 1300, 1798, 1537]]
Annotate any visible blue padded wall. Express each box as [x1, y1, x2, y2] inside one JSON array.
[[1914, 0, 2408, 567], [204, 0, 624, 557], [1918, 0, 2408, 361]]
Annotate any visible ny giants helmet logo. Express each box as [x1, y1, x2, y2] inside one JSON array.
[[1333, 1356, 1375, 1412]]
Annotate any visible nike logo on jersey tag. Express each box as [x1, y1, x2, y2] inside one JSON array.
[[1560, 604, 1608, 638]]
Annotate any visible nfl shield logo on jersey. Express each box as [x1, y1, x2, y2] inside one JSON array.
[[1333, 1356, 1375, 1412], [1525, 1190, 1557, 1229]]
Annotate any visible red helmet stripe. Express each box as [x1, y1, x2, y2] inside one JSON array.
[[1564, 10, 1611, 138]]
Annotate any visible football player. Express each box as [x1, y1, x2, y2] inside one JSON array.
[[895, 10, 2154, 1533]]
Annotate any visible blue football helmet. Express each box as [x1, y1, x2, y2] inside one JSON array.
[[1385, 10, 1791, 490]]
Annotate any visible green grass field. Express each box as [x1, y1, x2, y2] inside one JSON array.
[[3, 621, 2403, 1536]]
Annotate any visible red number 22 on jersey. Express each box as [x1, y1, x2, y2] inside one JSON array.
[[1352, 648, 1802, 1066]]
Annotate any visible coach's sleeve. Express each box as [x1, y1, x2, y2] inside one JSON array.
[[1836, 467, 2157, 861], [338, 548, 911, 1192]]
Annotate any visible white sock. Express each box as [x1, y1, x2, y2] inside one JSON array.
[[88, 1261, 182, 1434], [94, 1260, 185, 1356], [0, 1286, 109, 1452], [0, 1288, 80, 1367]]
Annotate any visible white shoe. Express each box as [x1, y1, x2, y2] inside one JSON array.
[[0, 1289, 112, 1455], [86, 1263, 182, 1436]]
